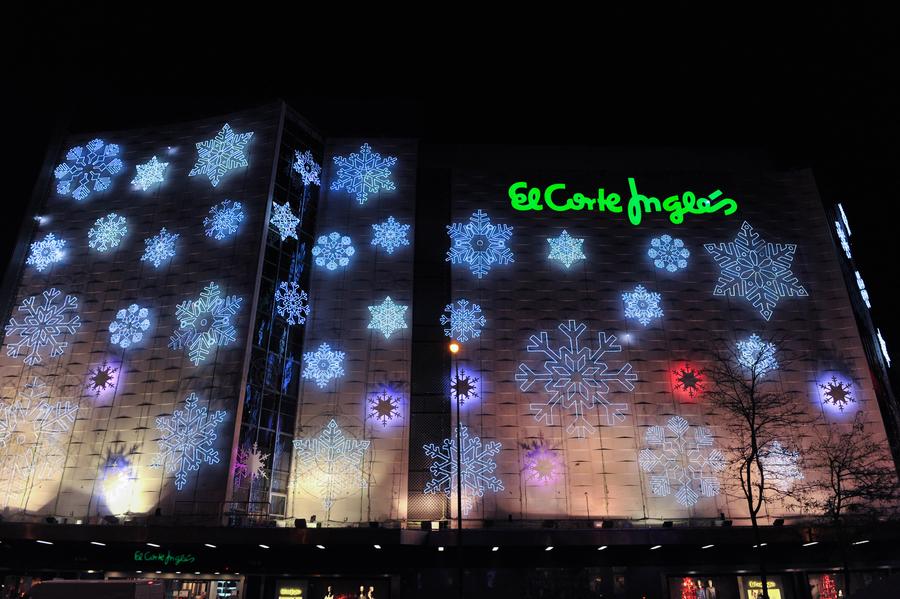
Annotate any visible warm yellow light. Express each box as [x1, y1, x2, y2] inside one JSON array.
[[449, 341, 460, 354]]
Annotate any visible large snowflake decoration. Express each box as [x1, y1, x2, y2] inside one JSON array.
[[302, 343, 345, 388], [736, 334, 778, 376], [819, 375, 855, 412], [367, 296, 408, 339], [4, 288, 81, 366], [450, 369, 479, 405], [369, 390, 401, 427], [424, 425, 503, 515], [141, 227, 179, 268], [312, 232, 355, 270], [54, 138, 124, 201], [648, 234, 690, 272], [270, 200, 300, 241], [293, 419, 370, 510], [151, 392, 227, 491], [516, 320, 637, 438], [131, 156, 169, 191], [88, 213, 128, 252], [835, 220, 852, 259], [204, 200, 244, 240], [622, 285, 664, 326], [371, 216, 410, 254], [704, 221, 808, 321], [760, 440, 803, 492], [234, 442, 269, 486], [189, 123, 254, 187], [27, 233, 66, 272], [547, 230, 586, 269], [169, 283, 243, 366], [275, 281, 310, 325], [638, 415, 725, 507], [440, 299, 485, 343], [330, 143, 397, 204], [108, 303, 151, 349], [446, 209, 514, 278], [293, 149, 321, 186], [86, 361, 118, 397], [673, 365, 704, 399], [523, 442, 563, 486]]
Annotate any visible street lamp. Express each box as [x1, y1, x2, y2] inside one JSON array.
[[449, 340, 463, 598]]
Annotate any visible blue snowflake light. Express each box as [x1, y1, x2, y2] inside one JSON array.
[[367, 296, 408, 339], [447, 209, 514, 278], [293, 419, 370, 510], [547, 230, 585, 269], [4, 289, 81, 366], [204, 200, 244, 240], [424, 425, 503, 515], [760, 440, 803, 491], [270, 200, 300, 241], [330, 143, 397, 204], [705, 221, 808, 321], [855, 271, 871, 308], [878, 329, 891, 367], [440, 299, 485, 343], [736, 333, 778, 376], [293, 149, 321, 186], [88, 213, 127, 252], [835, 220, 851, 259], [312, 232, 355, 270], [369, 390, 401, 426], [275, 281, 310, 325], [303, 343, 345, 388], [131, 156, 169, 191], [169, 283, 243, 366], [27, 233, 66, 272], [189, 123, 254, 187], [151, 392, 227, 491], [648, 234, 690, 272], [622, 285, 664, 326], [141, 227, 179, 268], [108, 304, 151, 349], [54, 138, 124, 201], [516, 320, 637, 437], [371, 216, 410, 254]]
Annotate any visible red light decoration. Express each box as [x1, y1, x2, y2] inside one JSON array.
[[672, 364, 704, 401]]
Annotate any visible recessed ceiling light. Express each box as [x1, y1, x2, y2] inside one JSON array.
[[259, 544, 270, 549], [852, 540, 870, 545], [650, 545, 662, 550], [204, 543, 216, 549], [90, 541, 106, 546], [597, 545, 608, 551], [36, 540, 53, 545], [147, 543, 160, 548], [545, 546, 554, 551], [316, 544, 325, 549], [374, 544, 381, 550], [438, 546, 444, 552], [702, 544, 714, 549], [492, 546, 499, 552], [803, 541, 819, 547]]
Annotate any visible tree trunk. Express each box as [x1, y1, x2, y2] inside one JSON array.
[[837, 519, 851, 598], [750, 513, 770, 599]]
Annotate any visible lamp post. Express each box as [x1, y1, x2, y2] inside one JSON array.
[[449, 340, 463, 598]]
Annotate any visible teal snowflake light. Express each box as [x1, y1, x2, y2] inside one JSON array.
[[367, 296, 408, 339], [736, 333, 778, 376], [204, 200, 244, 240], [4, 289, 81, 366], [169, 283, 243, 366], [302, 343, 345, 388], [141, 228, 179, 268], [88, 213, 127, 252], [293, 419, 370, 510], [447, 209, 514, 278], [371, 216, 410, 254], [547, 229, 585, 269], [189, 123, 254, 187], [27, 233, 66, 272], [622, 285, 664, 326], [293, 149, 321, 186], [108, 304, 151, 349], [330, 143, 397, 204], [312, 232, 355, 270], [440, 299, 485, 343], [648, 234, 690, 272], [54, 138, 124, 201], [131, 156, 169, 191], [424, 425, 503, 515], [275, 281, 310, 325], [270, 200, 299, 241]]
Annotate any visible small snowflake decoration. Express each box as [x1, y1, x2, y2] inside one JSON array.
[[440, 299, 485, 343], [169, 283, 242, 366], [369, 390, 401, 427], [270, 200, 300, 241], [293, 149, 321, 186], [131, 156, 168, 191], [234, 442, 269, 486], [639, 415, 725, 507], [673, 365, 704, 399], [141, 227, 179, 268], [27, 233, 66, 272], [447, 209, 514, 278], [86, 361, 118, 397], [547, 230, 586, 269], [275, 281, 311, 325], [424, 425, 503, 515], [330, 143, 397, 204], [523, 443, 563, 486], [88, 213, 127, 252], [622, 285, 664, 326], [648, 234, 690, 272], [4, 288, 81, 366], [151, 392, 227, 491], [312, 232, 355, 270], [760, 440, 803, 492], [54, 138, 124, 201], [203, 200, 244, 240], [367, 296, 408, 339], [736, 334, 778, 376], [819, 375, 855, 412], [189, 123, 254, 187], [371, 216, 410, 254], [0, 404, 15, 450], [450, 369, 479, 405], [303, 342, 345, 388], [835, 220, 851, 259], [108, 304, 151, 349], [293, 419, 370, 510]]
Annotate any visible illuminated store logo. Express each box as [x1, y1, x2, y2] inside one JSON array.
[[133, 550, 197, 566]]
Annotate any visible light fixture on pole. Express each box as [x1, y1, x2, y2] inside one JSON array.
[[449, 340, 463, 599]]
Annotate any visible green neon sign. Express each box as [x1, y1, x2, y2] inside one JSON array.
[[508, 178, 738, 225], [133, 550, 197, 566]]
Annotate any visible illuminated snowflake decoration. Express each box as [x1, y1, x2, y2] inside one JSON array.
[[450, 369, 479, 405], [648, 234, 690, 272], [760, 440, 803, 492], [0, 404, 15, 449], [547, 230, 586, 269], [516, 320, 636, 438], [270, 200, 300, 241], [203, 200, 244, 240], [27, 233, 66, 272], [371, 216, 410, 254], [855, 271, 871, 308], [819, 375, 855, 412], [330, 143, 397, 204], [140, 227, 179, 268], [108, 303, 151, 349], [88, 213, 127, 252], [440, 299, 485, 343], [367, 296, 408, 339], [86, 361, 118, 397], [705, 221, 808, 321], [673, 366, 704, 399], [878, 329, 891, 367], [4, 288, 81, 366], [189, 123, 254, 187], [54, 138, 124, 201], [523, 443, 563, 486], [424, 425, 503, 515], [131, 156, 168, 191], [234, 442, 269, 486], [169, 282, 242, 366], [369, 390, 401, 426], [275, 281, 310, 325], [151, 392, 227, 491], [736, 334, 778, 376], [293, 419, 370, 510], [638, 415, 725, 507], [622, 285, 664, 326], [446, 209, 514, 278], [302, 342, 345, 388], [835, 221, 851, 259], [293, 149, 321, 186], [312, 232, 355, 270]]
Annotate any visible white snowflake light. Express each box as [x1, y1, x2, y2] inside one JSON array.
[[440, 299, 485, 343], [169, 283, 242, 366], [760, 440, 803, 491], [835, 221, 852, 259], [648, 234, 690, 272], [152, 392, 227, 491], [367, 296, 408, 339], [108, 304, 151, 349], [270, 200, 300, 242], [131, 156, 169, 191], [141, 227, 179, 268], [27, 233, 66, 272], [189, 123, 254, 187], [88, 213, 127, 252], [547, 230, 586, 269], [4, 288, 81, 366], [878, 329, 891, 367], [293, 149, 321, 186], [312, 232, 355, 271], [54, 138, 124, 201], [293, 419, 370, 510], [204, 200, 244, 240], [446, 209, 514, 278], [622, 285, 664, 326], [330, 143, 397, 204], [736, 333, 778, 376], [855, 271, 871, 308], [234, 442, 269, 486], [371, 216, 410, 254], [424, 425, 504, 515], [302, 343, 345, 388], [275, 281, 311, 325], [838, 203, 851, 235]]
